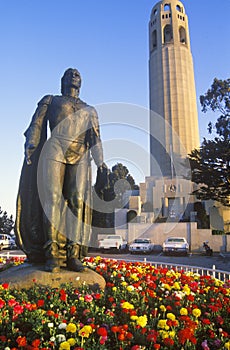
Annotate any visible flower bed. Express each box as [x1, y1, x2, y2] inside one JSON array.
[[0, 256, 229, 349]]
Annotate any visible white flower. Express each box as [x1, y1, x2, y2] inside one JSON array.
[[48, 322, 54, 328], [58, 322, 67, 330], [56, 334, 66, 343]]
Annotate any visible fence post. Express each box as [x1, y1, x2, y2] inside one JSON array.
[[212, 265, 216, 278]]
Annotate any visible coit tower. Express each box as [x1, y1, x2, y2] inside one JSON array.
[[149, 0, 200, 177]]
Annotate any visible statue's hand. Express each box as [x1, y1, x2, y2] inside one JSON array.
[[99, 162, 108, 171], [25, 144, 35, 165], [26, 157, 32, 165]]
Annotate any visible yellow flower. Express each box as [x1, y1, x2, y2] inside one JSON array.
[[130, 273, 139, 281], [162, 283, 171, 291], [157, 319, 168, 329], [112, 271, 117, 276], [121, 301, 134, 309], [59, 341, 70, 350], [169, 330, 176, 338], [173, 282, 181, 290], [66, 323, 77, 333], [121, 281, 128, 286], [78, 325, 93, 338], [136, 315, 148, 328], [180, 308, 188, 316], [160, 305, 166, 312], [167, 313, 176, 321], [224, 341, 230, 349], [67, 338, 76, 346], [183, 285, 191, 295], [159, 330, 169, 339], [127, 285, 135, 292], [130, 315, 138, 321], [192, 308, 201, 318], [112, 287, 117, 291]]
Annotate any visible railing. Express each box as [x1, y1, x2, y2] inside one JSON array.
[[119, 257, 230, 282]]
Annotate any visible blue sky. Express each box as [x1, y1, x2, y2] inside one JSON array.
[[0, 0, 229, 217]]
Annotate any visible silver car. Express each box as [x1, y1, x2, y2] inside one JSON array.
[[163, 237, 189, 255], [129, 238, 154, 254]]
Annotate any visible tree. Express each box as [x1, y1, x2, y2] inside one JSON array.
[[92, 163, 139, 229], [110, 163, 139, 207], [0, 207, 14, 235], [189, 78, 230, 206]]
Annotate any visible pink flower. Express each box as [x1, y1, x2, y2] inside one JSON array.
[[201, 340, 210, 350], [8, 299, 17, 307], [84, 294, 93, 302]]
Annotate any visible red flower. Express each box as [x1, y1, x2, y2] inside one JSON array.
[[111, 325, 119, 333], [37, 299, 45, 307], [32, 339, 40, 347], [147, 330, 158, 342], [94, 293, 101, 300], [118, 333, 125, 341], [178, 328, 194, 345], [2, 283, 9, 289], [126, 332, 133, 339], [97, 327, 107, 337], [70, 305, 77, 314], [16, 335, 27, 347], [202, 318, 211, 325], [13, 304, 24, 315], [163, 338, 174, 347], [0, 335, 7, 341], [60, 289, 67, 302], [0, 298, 6, 308]]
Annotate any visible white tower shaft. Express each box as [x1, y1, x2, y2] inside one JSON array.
[[149, 0, 200, 177]]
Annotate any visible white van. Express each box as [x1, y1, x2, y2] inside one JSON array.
[[0, 234, 16, 250]]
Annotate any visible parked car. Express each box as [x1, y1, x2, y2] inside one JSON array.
[[163, 237, 189, 255], [129, 238, 154, 254], [98, 235, 128, 252], [0, 234, 16, 250]]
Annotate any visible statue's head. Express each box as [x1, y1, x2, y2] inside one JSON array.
[[61, 68, 81, 95]]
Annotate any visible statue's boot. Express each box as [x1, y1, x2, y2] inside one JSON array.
[[79, 245, 88, 259], [44, 241, 60, 273], [66, 243, 85, 272]]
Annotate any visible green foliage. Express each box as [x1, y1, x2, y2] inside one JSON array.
[[200, 78, 230, 139], [0, 207, 14, 235], [92, 163, 139, 229], [189, 78, 230, 207], [194, 202, 209, 229]]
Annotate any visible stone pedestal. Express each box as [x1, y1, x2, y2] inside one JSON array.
[[0, 263, 105, 291]]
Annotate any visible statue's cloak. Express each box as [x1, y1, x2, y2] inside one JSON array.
[[15, 118, 48, 262]]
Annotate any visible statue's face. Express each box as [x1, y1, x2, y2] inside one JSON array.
[[63, 69, 81, 90]]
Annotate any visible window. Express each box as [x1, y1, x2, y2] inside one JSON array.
[[176, 4, 183, 12], [154, 8, 158, 16], [179, 26, 186, 44], [152, 30, 157, 49], [164, 24, 173, 43], [164, 4, 170, 11]]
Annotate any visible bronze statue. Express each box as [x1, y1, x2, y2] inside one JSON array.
[[15, 68, 106, 272]]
